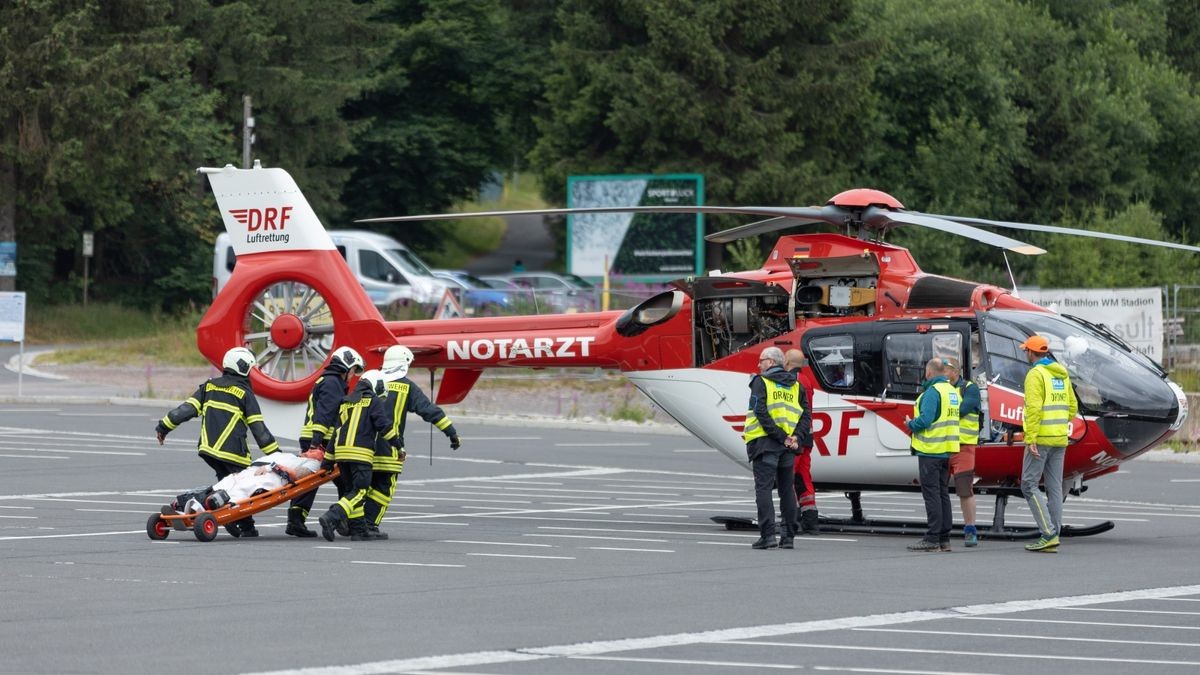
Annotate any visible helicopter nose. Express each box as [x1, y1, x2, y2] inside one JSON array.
[[1095, 382, 1188, 458]]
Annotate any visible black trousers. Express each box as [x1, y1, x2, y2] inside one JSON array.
[[917, 454, 952, 543], [752, 450, 797, 539], [201, 453, 254, 528], [289, 438, 317, 517]]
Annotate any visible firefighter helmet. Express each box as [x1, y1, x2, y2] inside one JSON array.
[[222, 347, 256, 376], [382, 345, 414, 380]]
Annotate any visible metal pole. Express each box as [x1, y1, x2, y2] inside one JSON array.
[[82, 256, 88, 306], [17, 338, 22, 398], [429, 368, 435, 466], [242, 95, 253, 169]]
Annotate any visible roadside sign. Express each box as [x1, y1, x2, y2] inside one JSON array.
[[0, 291, 25, 342], [83, 232, 94, 257]]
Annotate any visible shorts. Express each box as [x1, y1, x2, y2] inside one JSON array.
[[949, 445, 976, 477]]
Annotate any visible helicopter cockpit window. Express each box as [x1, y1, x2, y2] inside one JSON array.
[[983, 310, 1176, 417], [810, 336, 855, 389], [883, 331, 963, 399]]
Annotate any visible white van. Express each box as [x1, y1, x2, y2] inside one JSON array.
[[213, 229, 448, 306]]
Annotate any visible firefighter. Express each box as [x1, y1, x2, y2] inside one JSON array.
[[286, 347, 364, 538], [362, 345, 462, 539], [318, 369, 401, 542], [155, 346, 280, 537]]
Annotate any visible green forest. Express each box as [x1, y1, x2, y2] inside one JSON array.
[[3, 0, 1200, 310]]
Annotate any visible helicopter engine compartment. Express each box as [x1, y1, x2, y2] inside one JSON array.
[[683, 277, 792, 365], [789, 254, 880, 319]]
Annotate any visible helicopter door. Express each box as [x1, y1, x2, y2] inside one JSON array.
[[875, 321, 971, 451]]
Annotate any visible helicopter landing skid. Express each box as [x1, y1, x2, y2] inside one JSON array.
[[709, 515, 1113, 540]]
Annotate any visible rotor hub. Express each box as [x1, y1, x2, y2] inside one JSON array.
[[269, 313, 306, 351]]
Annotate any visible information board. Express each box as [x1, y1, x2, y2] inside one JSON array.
[[0, 291, 25, 342], [1022, 287, 1162, 362], [567, 174, 703, 281]]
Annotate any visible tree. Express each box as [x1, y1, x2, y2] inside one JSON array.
[[340, 0, 541, 253], [530, 0, 879, 269]]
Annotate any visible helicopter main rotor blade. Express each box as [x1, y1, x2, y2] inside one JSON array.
[[927, 213, 1200, 253], [704, 208, 836, 243], [357, 205, 831, 224], [878, 209, 1046, 255]]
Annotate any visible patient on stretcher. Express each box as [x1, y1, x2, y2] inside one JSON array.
[[172, 448, 326, 514]]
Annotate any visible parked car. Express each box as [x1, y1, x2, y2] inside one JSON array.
[[214, 229, 448, 308], [502, 272, 597, 312], [432, 270, 512, 314]]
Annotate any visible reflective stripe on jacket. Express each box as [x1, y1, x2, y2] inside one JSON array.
[[912, 381, 961, 455], [744, 379, 802, 442], [1024, 363, 1074, 447]]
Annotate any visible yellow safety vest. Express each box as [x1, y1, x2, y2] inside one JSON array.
[[912, 381, 961, 455], [744, 378, 802, 442], [1030, 364, 1072, 447], [959, 380, 980, 445]]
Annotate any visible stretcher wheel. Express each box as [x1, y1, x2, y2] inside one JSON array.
[[146, 514, 170, 540], [193, 513, 219, 542]]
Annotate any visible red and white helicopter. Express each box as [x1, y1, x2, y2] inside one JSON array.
[[197, 163, 1194, 538]]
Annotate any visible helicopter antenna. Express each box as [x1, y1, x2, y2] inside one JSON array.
[[1003, 251, 1019, 298]]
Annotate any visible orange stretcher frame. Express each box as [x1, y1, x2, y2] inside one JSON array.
[[145, 465, 340, 542]]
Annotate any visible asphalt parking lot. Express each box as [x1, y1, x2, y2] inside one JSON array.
[[1, 403, 1198, 674]]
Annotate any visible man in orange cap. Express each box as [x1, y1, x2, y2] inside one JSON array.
[[1017, 334, 1077, 553]]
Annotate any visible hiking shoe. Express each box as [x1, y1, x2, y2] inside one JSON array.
[[1025, 535, 1060, 552], [751, 536, 778, 549], [906, 539, 940, 552], [964, 527, 979, 548]]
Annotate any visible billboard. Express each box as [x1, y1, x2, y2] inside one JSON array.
[[1022, 288, 1163, 362], [567, 174, 703, 281]]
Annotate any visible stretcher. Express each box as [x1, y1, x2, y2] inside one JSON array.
[[146, 465, 340, 542]]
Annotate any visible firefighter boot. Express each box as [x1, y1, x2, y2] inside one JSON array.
[[801, 509, 821, 536], [318, 506, 344, 542], [285, 507, 318, 538], [237, 517, 260, 538], [349, 518, 374, 541], [368, 524, 389, 540]]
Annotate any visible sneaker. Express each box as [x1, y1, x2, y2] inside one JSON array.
[[751, 536, 778, 549], [906, 539, 940, 552], [964, 526, 979, 548], [1024, 535, 1060, 552]]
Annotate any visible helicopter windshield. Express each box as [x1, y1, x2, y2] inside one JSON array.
[[981, 310, 1176, 418]]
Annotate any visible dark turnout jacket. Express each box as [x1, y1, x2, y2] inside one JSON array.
[[300, 367, 349, 447], [157, 371, 279, 468]]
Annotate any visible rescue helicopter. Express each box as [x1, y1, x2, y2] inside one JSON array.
[[196, 163, 1194, 539]]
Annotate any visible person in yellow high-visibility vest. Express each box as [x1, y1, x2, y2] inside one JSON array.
[[1018, 335, 1078, 553], [743, 346, 802, 550], [905, 358, 960, 552]]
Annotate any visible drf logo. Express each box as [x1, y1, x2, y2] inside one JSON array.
[[229, 206, 292, 231]]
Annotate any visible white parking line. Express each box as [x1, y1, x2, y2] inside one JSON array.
[[1063, 606, 1200, 616], [960, 616, 1200, 631], [570, 655, 794, 668], [524, 534, 668, 543], [553, 442, 651, 447], [465, 553, 574, 560], [0, 454, 67, 460], [586, 546, 674, 553], [76, 508, 155, 514], [236, 584, 1200, 675], [350, 560, 465, 568], [441, 540, 552, 548], [715, 640, 1200, 666], [855, 626, 1200, 648]]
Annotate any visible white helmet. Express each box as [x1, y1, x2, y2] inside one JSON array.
[[329, 347, 365, 374], [222, 347, 256, 377], [359, 369, 386, 395], [382, 345, 414, 380]]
